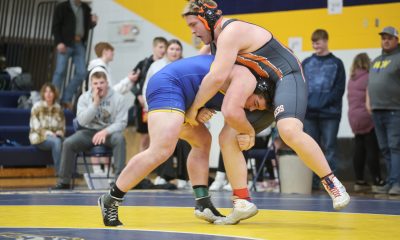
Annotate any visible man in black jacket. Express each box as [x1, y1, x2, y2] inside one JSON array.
[[51, 0, 97, 110]]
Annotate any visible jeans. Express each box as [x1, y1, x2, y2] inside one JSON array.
[[372, 110, 400, 185], [58, 129, 126, 185], [353, 129, 381, 183], [34, 135, 63, 175], [304, 117, 340, 188], [52, 43, 87, 103]]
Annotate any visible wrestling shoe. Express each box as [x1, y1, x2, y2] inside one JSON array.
[[321, 175, 350, 210], [214, 198, 258, 225], [98, 193, 123, 227], [194, 196, 225, 223]]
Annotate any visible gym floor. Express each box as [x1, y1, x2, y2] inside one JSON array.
[[0, 190, 399, 240]]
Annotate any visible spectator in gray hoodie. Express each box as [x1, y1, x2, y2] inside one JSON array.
[[53, 66, 127, 189]]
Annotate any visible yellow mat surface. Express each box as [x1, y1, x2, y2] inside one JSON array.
[[1, 206, 399, 240]]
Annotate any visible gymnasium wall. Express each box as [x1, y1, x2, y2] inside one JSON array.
[[91, 0, 400, 168]]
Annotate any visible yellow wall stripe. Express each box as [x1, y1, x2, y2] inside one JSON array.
[[114, 1, 400, 50]]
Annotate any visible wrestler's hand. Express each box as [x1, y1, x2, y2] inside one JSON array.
[[92, 129, 108, 145], [196, 108, 216, 123], [185, 106, 199, 126], [236, 134, 255, 151]]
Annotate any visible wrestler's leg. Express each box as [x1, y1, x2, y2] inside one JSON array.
[[214, 123, 258, 225], [116, 111, 184, 191], [99, 111, 184, 226], [180, 123, 224, 222], [276, 118, 331, 177], [180, 123, 211, 186], [218, 124, 248, 190], [275, 71, 350, 211]]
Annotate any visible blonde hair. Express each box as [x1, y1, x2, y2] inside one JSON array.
[[182, 0, 218, 16], [40, 82, 59, 104], [350, 53, 370, 78]]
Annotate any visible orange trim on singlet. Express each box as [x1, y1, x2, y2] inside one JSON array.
[[240, 53, 284, 80], [236, 56, 269, 78]]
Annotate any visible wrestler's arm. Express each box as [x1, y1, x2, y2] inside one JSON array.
[[189, 29, 243, 114], [221, 65, 257, 136], [198, 44, 211, 55]]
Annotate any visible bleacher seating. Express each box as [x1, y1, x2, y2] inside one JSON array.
[[0, 90, 74, 167], [0, 90, 30, 108]]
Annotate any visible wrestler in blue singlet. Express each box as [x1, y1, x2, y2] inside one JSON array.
[[146, 55, 224, 115]]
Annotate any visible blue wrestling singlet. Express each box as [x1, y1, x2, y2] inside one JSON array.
[[146, 55, 224, 114]]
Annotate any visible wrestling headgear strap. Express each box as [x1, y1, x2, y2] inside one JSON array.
[[184, 0, 222, 41]]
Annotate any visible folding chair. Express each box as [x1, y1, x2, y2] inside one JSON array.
[[72, 145, 113, 189], [71, 118, 114, 189], [248, 127, 280, 192]]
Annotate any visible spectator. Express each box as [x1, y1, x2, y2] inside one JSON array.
[[51, 0, 97, 110], [88, 42, 140, 94], [367, 26, 400, 195], [88, 42, 114, 84], [87, 42, 139, 175], [53, 67, 127, 189], [302, 29, 346, 189], [131, 37, 167, 152], [29, 83, 65, 175], [347, 53, 384, 192]]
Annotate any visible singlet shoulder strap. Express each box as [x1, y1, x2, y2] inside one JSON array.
[[221, 19, 238, 30], [211, 19, 238, 55]]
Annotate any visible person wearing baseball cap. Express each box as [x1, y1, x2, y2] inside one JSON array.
[[367, 26, 400, 195], [378, 26, 399, 53], [379, 26, 399, 38]]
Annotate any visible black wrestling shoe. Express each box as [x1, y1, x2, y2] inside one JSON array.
[[98, 193, 123, 227]]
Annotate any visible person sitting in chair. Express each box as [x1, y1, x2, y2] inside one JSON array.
[[53, 67, 127, 189]]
